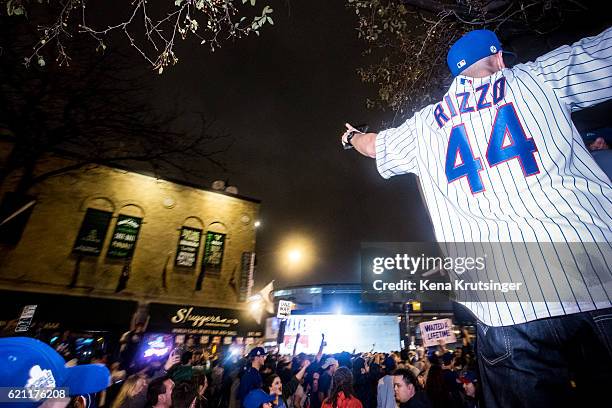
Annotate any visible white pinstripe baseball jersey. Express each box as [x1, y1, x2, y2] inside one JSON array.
[[376, 27, 612, 326]]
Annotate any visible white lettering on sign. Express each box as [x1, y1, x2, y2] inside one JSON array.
[[171, 307, 239, 328]]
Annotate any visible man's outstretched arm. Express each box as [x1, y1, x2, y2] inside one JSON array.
[[525, 26, 612, 111], [341, 123, 377, 158]]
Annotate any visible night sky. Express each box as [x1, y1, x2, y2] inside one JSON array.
[[147, 0, 436, 289], [140, 1, 610, 290]]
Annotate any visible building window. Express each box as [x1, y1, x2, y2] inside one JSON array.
[[174, 226, 202, 268], [73, 208, 113, 255], [107, 214, 142, 259]]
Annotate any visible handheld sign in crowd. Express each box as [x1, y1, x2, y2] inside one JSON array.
[[418, 318, 456, 347], [277, 300, 293, 319]]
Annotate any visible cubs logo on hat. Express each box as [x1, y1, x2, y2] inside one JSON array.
[[0, 337, 110, 407], [447, 29, 503, 77]]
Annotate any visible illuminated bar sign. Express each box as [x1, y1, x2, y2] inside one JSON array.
[[175, 227, 202, 268], [147, 303, 263, 337], [107, 215, 142, 259], [73, 208, 112, 255], [203, 231, 226, 274]]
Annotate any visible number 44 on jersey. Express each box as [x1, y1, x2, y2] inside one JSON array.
[[445, 102, 540, 194]]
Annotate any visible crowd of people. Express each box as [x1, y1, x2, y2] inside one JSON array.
[[0, 326, 480, 408]]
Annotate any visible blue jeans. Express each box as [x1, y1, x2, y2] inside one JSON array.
[[476, 308, 612, 408]]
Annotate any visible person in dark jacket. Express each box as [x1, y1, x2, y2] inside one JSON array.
[[352, 357, 374, 408], [393, 368, 432, 408], [237, 347, 266, 406]]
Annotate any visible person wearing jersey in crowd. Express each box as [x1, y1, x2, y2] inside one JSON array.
[[341, 27, 612, 407], [237, 347, 267, 407]]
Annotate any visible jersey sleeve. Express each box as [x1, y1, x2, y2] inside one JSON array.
[[525, 26, 612, 111], [375, 114, 419, 179]]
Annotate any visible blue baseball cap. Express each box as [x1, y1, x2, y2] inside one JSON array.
[[243, 389, 276, 408], [447, 29, 502, 76], [383, 356, 396, 371], [458, 371, 479, 384], [247, 347, 266, 358], [0, 337, 110, 407]]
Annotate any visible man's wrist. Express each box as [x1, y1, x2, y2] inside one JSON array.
[[354, 132, 378, 158], [343, 130, 360, 150]]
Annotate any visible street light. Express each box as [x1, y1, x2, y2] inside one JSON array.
[[254, 220, 261, 228], [288, 249, 302, 263], [278, 234, 315, 276]]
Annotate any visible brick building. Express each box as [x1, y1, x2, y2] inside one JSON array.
[[0, 150, 263, 349]]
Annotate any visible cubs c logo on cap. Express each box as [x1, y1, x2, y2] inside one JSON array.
[[447, 29, 502, 77]]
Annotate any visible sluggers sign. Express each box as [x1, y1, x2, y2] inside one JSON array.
[[175, 227, 202, 267], [73, 208, 112, 255], [107, 215, 142, 259], [203, 231, 226, 274]]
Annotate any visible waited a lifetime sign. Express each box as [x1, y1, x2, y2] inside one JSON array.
[[418, 318, 456, 347]]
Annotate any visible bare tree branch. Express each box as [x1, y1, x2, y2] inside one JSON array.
[[347, 0, 601, 118], [1, 0, 274, 72], [0, 14, 232, 195]]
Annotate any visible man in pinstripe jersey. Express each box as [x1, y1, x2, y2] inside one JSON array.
[[342, 28, 612, 407]]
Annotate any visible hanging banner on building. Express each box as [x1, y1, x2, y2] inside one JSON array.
[[15, 305, 37, 333], [175, 227, 202, 268], [73, 209, 112, 255], [107, 215, 142, 259], [239, 252, 255, 301], [418, 318, 456, 347], [203, 231, 226, 274]]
